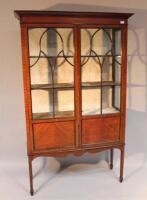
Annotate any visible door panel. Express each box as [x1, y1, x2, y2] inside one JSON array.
[[28, 27, 75, 119], [28, 26, 122, 150], [82, 117, 120, 145], [81, 28, 122, 116], [81, 27, 122, 145], [33, 121, 75, 150]]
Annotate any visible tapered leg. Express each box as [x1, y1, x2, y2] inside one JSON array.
[[119, 147, 124, 183], [28, 156, 34, 195], [110, 149, 113, 169]]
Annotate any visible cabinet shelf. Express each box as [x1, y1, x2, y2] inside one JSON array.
[[33, 107, 120, 120], [81, 55, 121, 58], [33, 110, 74, 119], [83, 107, 120, 115], [31, 81, 120, 90], [82, 81, 120, 88], [31, 83, 74, 90], [29, 55, 74, 58], [29, 55, 121, 59]]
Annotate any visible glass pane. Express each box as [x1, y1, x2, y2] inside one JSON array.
[[82, 57, 101, 84], [54, 89, 74, 117], [81, 29, 112, 56], [30, 58, 51, 85], [82, 89, 101, 115], [102, 86, 120, 114], [115, 30, 121, 55], [29, 28, 74, 57], [102, 57, 121, 83], [29, 28, 46, 56], [114, 86, 120, 109], [102, 57, 113, 82], [115, 57, 121, 83], [30, 58, 74, 86], [28, 28, 74, 119], [54, 58, 74, 85], [31, 89, 53, 119], [81, 28, 121, 115]]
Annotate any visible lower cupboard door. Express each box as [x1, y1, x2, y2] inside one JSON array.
[[82, 116, 120, 145], [33, 121, 75, 150]]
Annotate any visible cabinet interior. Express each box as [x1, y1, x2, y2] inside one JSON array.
[[28, 27, 121, 119]]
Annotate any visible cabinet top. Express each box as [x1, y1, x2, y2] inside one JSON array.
[[14, 10, 133, 20]]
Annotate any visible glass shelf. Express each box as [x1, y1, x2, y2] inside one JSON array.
[[81, 55, 121, 58], [29, 55, 121, 59], [33, 107, 120, 119], [31, 81, 120, 90], [29, 55, 74, 58], [82, 81, 120, 88], [31, 83, 74, 90], [33, 110, 74, 119], [82, 107, 119, 116]]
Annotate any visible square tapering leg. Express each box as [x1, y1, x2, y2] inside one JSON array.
[[28, 156, 34, 195], [119, 147, 124, 183], [110, 149, 114, 170]]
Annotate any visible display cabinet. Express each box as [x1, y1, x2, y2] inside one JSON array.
[[14, 10, 133, 195]]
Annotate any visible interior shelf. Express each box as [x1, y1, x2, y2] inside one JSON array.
[[81, 55, 121, 58], [82, 107, 120, 115], [82, 81, 120, 88], [32, 107, 120, 120], [33, 110, 74, 119], [31, 81, 120, 90], [29, 55, 74, 58], [29, 55, 121, 59], [31, 83, 74, 90]]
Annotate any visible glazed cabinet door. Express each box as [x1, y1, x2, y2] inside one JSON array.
[[27, 27, 76, 150], [80, 27, 122, 145]]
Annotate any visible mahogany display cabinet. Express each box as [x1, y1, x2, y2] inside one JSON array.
[[14, 10, 133, 195]]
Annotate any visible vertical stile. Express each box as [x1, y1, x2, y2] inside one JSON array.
[[112, 29, 116, 108], [20, 24, 34, 152], [120, 26, 128, 143], [74, 26, 82, 147]]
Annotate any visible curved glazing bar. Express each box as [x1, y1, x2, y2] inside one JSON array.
[[28, 28, 75, 119], [81, 28, 122, 115]]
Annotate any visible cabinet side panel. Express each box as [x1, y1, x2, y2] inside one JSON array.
[[82, 116, 120, 145], [20, 24, 33, 154], [33, 121, 75, 150], [120, 26, 128, 144]]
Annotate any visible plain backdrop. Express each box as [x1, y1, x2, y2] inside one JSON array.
[[0, 0, 147, 199]]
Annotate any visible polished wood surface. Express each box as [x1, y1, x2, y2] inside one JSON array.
[[33, 121, 75, 150], [15, 10, 133, 195], [14, 10, 133, 18], [20, 24, 34, 154], [82, 116, 120, 145], [14, 11, 133, 25]]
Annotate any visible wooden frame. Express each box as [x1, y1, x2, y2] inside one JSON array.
[[14, 10, 133, 195]]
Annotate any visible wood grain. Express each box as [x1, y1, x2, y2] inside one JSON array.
[[33, 121, 75, 150], [82, 116, 120, 145]]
